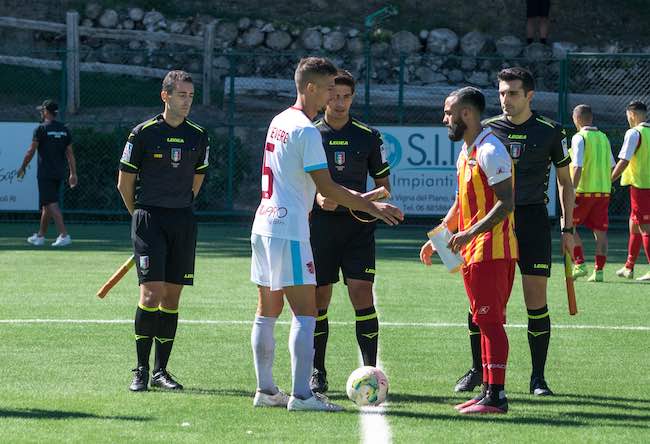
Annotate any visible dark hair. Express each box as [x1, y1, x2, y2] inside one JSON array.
[[449, 86, 486, 114], [294, 57, 338, 92], [497, 67, 535, 93], [573, 104, 593, 120], [334, 69, 355, 93], [626, 100, 647, 113], [162, 70, 193, 94]]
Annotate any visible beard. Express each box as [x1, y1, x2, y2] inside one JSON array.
[[447, 118, 467, 141]]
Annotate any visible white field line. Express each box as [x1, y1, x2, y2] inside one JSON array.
[[359, 283, 391, 444], [0, 319, 648, 332]]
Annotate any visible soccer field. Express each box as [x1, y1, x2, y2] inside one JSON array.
[[1, 222, 648, 443]]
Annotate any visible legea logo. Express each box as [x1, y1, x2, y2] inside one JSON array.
[[380, 132, 402, 168]]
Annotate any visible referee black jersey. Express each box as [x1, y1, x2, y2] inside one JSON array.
[[484, 112, 570, 206], [119, 114, 209, 209], [313, 117, 390, 213]]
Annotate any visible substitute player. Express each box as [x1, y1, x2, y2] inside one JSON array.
[[611, 101, 650, 282], [249, 57, 403, 412], [569, 105, 615, 282], [118, 70, 209, 391], [309, 70, 391, 393], [454, 67, 575, 396], [420, 87, 517, 414]]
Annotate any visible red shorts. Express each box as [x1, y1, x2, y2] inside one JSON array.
[[462, 259, 516, 325], [573, 194, 609, 231], [630, 187, 650, 225]]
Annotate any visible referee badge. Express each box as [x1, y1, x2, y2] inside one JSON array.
[[171, 148, 181, 167], [334, 151, 345, 171], [509, 142, 523, 161]]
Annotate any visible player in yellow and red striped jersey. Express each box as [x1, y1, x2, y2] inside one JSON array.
[[420, 87, 516, 414]]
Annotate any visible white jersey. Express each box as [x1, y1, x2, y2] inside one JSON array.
[[251, 107, 328, 241]]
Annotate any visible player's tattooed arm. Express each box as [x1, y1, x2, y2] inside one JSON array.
[[448, 178, 513, 253]]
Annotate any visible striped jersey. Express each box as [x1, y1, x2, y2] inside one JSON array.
[[457, 128, 518, 265]]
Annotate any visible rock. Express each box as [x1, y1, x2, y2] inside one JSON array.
[[391, 30, 421, 54], [300, 28, 322, 50], [447, 68, 464, 83], [523, 42, 551, 60], [496, 35, 523, 58], [261, 23, 275, 33], [323, 31, 346, 52], [348, 28, 360, 38], [98, 9, 118, 28], [426, 28, 458, 55], [600, 43, 620, 53], [371, 42, 390, 56], [552, 41, 578, 59], [321, 26, 331, 34], [169, 20, 187, 34], [128, 40, 142, 50], [240, 27, 265, 47], [81, 18, 94, 28], [238, 17, 251, 30], [254, 19, 264, 28], [346, 37, 364, 54], [465, 71, 490, 86], [143, 10, 165, 29], [213, 56, 230, 70], [122, 19, 135, 30], [419, 30, 429, 40], [99, 43, 124, 64], [461, 58, 476, 70], [128, 7, 144, 22], [580, 45, 599, 53], [461, 31, 487, 56], [85, 3, 102, 20], [266, 30, 292, 50], [415, 66, 447, 84], [130, 54, 145, 66], [310, 0, 328, 9], [216, 22, 239, 44]]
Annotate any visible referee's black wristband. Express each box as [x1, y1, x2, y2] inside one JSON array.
[[561, 227, 575, 234]]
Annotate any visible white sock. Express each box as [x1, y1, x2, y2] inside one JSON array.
[[289, 315, 316, 399], [251, 315, 277, 394]]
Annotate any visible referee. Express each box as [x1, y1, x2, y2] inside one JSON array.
[[117, 70, 209, 392], [309, 70, 390, 393], [454, 67, 575, 396]]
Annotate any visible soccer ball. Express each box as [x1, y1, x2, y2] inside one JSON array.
[[346, 366, 389, 406]]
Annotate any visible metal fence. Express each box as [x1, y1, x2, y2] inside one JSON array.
[[2, 47, 649, 221]]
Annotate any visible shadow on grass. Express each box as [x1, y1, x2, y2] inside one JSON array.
[[386, 392, 650, 429], [0, 408, 151, 422], [510, 392, 650, 405]]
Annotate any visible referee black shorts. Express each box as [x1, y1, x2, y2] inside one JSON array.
[[37, 177, 62, 208], [527, 0, 550, 18], [310, 210, 376, 287], [131, 206, 197, 286], [515, 204, 552, 277]]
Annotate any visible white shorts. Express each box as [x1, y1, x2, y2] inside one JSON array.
[[250, 233, 316, 291]]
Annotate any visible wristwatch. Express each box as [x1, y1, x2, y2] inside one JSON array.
[[561, 227, 575, 234]]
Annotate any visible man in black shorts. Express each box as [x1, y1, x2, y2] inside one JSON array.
[[527, 0, 551, 44], [309, 70, 391, 393], [117, 70, 209, 392], [18, 100, 77, 247], [454, 67, 575, 396]]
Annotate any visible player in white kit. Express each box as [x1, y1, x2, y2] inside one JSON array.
[[250, 57, 403, 411]]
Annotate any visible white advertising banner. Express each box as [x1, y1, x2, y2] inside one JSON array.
[[375, 126, 557, 216], [0, 122, 39, 211]]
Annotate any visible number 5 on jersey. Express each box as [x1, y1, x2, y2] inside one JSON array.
[[262, 142, 274, 199]]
